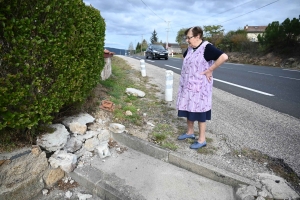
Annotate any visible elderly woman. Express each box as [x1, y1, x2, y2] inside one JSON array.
[[176, 26, 228, 149]]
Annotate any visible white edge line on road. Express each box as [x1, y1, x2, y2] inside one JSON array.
[[164, 64, 274, 96], [224, 63, 244, 65], [278, 76, 300, 81], [165, 64, 181, 70], [248, 71, 273, 76], [214, 78, 274, 96], [282, 69, 300, 72]]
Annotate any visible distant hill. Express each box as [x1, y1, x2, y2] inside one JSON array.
[[104, 47, 127, 55]]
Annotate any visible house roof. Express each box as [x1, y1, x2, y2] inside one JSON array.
[[163, 43, 180, 48], [244, 25, 267, 33]]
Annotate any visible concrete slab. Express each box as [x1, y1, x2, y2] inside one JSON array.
[[71, 146, 235, 200]]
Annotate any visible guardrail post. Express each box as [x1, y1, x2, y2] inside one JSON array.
[[165, 70, 173, 101], [140, 59, 146, 77]]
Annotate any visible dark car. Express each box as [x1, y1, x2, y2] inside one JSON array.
[[145, 44, 168, 60]]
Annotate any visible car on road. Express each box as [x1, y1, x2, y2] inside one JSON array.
[[145, 44, 168, 60]]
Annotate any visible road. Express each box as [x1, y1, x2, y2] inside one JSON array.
[[130, 55, 300, 119]]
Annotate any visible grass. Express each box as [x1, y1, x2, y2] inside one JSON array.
[[150, 123, 178, 150]]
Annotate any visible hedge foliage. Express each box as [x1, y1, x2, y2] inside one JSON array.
[[0, 0, 106, 130]]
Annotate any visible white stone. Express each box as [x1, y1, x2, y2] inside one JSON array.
[[258, 185, 272, 198], [76, 130, 99, 142], [69, 122, 87, 135], [64, 137, 83, 153], [36, 124, 70, 152], [257, 173, 299, 199], [109, 123, 125, 133], [125, 88, 145, 97], [97, 129, 110, 142], [125, 110, 133, 116], [236, 184, 257, 200], [84, 137, 100, 151], [95, 142, 111, 158], [65, 191, 72, 198], [49, 150, 77, 173], [147, 122, 155, 127], [78, 192, 93, 200], [74, 147, 87, 158], [256, 196, 265, 200], [62, 113, 95, 128], [42, 189, 48, 195]]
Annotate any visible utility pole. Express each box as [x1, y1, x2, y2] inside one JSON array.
[[166, 21, 170, 51], [141, 35, 143, 55]]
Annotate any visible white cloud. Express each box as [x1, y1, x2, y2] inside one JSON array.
[[84, 0, 300, 49]]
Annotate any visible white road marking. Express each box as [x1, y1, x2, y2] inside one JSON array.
[[248, 71, 273, 76], [163, 64, 275, 96], [225, 63, 244, 65], [282, 69, 300, 72], [165, 64, 181, 70], [278, 76, 300, 81], [214, 78, 274, 96], [248, 71, 300, 80]]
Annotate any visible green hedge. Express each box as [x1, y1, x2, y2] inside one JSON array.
[[0, 0, 105, 130]]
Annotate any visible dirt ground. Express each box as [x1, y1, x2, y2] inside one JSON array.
[[226, 51, 300, 69]]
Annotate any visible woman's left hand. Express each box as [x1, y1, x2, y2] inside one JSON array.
[[201, 69, 213, 82]]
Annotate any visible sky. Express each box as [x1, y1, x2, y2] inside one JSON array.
[[83, 0, 300, 50]]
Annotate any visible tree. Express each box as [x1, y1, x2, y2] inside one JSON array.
[[257, 17, 300, 54], [135, 42, 140, 53], [141, 39, 148, 51], [203, 25, 224, 38], [176, 28, 188, 45], [203, 25, 224, 46], [128, 42, 134, 55], [150, 29, 158, 44]]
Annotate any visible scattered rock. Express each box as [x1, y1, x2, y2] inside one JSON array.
[[43, 167, 65, 187], [62, 113, 95, 128], [0, 147, 48, 200], [69, 122, 87, 135], [125, 88, 146, 97], [257, 173, 299, 199], [125, 110, 133, 116], [36, 124, 70, 152], [77, 192, 93, 200], [65, 190, 72, 199], [48, 150, 77, 173], [109, 123, 125, 133]]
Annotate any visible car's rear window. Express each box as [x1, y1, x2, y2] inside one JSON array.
[[152, 45, 165, 50]]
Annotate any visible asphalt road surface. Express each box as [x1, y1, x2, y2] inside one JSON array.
[[131, 55, 300, 119]]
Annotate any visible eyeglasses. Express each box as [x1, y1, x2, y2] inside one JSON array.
[[185, 36, 194, 40]]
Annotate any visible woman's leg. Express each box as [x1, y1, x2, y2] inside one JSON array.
[[197, 122, 206, 143], [187, 119, 194, 134]]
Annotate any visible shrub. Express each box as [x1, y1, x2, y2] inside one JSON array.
[[0, 0, 105, 131]]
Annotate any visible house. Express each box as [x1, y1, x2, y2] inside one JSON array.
[[164, 43, 182, 54], [244, 25, 267, 42]]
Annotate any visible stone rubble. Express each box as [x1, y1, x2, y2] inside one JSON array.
[[1, 109, 299, 199]]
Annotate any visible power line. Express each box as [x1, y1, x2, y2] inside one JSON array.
[[140, 0, 167, 23], [220, 0, 280, 24], [173, 0, 259, 29], [210, 0, 256, 17], [170, 0, 280, 32]]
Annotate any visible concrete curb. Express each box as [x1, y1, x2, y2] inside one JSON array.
[[111, 132, 261, 189], [70, 165, 145, 200]]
